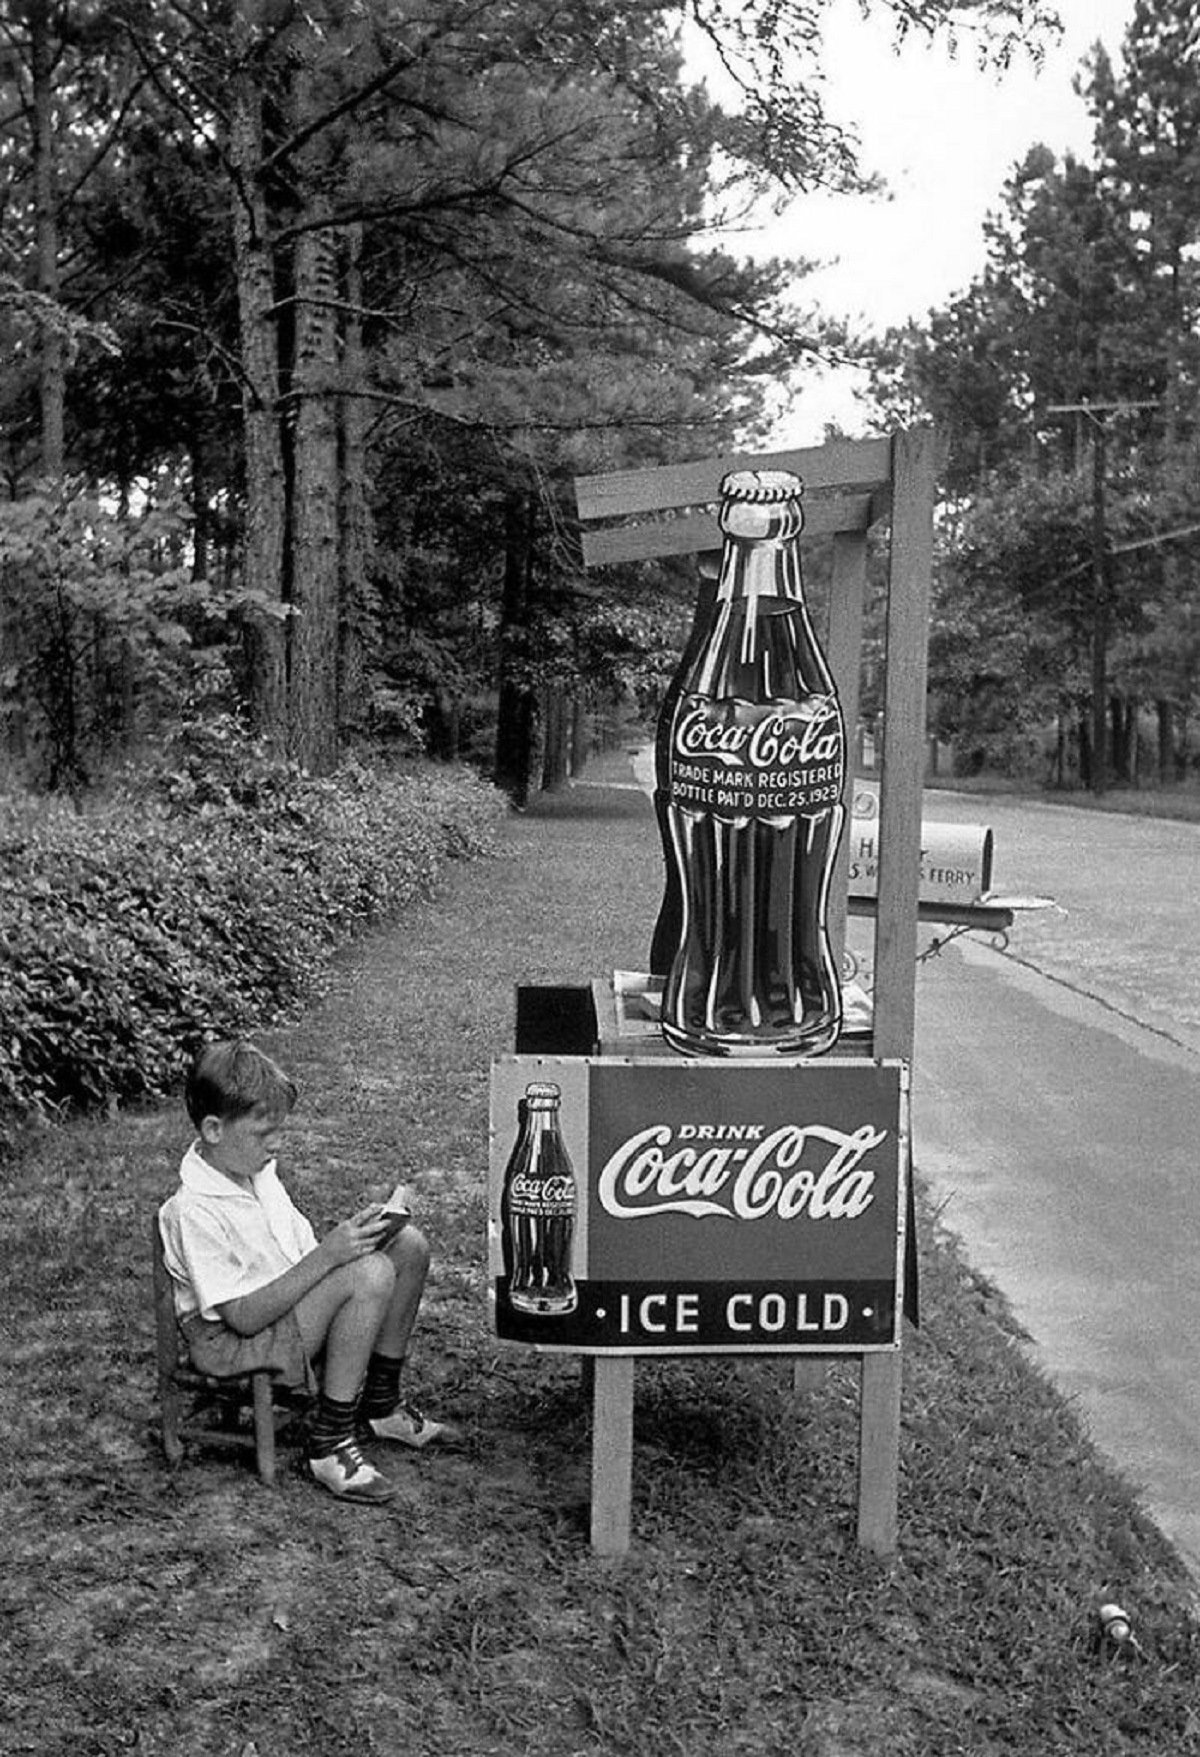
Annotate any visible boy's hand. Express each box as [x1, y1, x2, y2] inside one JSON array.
[[323, 1206, 391, 1263]]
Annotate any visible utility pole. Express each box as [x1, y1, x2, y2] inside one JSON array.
[[1047, 399, 1159, 795]]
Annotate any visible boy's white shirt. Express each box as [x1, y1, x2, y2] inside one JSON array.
[[159, 1141, 319, 1321]]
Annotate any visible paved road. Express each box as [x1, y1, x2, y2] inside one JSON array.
[[903, 790, 1200, 1576], [633, 750, 1200, 1571], [920, 788, 1200, 1057]]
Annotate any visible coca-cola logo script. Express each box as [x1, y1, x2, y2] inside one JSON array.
[[669, 694, 844, 817], [674, 700, 841, 771], [508, 1171, 574, 1213], [597, 1122, 886, 1222]]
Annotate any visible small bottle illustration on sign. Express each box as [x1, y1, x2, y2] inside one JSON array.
[[657, 469, 847, 1057], [500, 1081, 578, 1317]]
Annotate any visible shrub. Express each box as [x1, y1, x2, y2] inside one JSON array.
[[0, 482, 255, 793], [0, 759, 505, 1135]]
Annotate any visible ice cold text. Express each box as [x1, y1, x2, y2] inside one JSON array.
[[615, 1289, 852, 1338]]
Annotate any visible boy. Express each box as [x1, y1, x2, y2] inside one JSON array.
[[159, 1039, 451, 1505]]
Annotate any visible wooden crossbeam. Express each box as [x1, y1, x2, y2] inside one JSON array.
[[575, 435, 893, 522], [581, 490, 880, 567], [574, 436, 895, 568]]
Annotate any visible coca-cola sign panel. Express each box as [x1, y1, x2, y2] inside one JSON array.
[[489, 1057, 908, 1354]]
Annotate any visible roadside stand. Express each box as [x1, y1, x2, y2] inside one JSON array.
[[487, 430, 1036, 1559]]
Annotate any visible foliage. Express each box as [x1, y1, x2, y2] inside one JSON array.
[[573, 560, 700, 718], [869, 4, 1200, 781], [0, 756, 505, 1132], [0, 0, 1064, 790], [1089, 3, 1200, 417], [935, 469, 1091, 705], [929, 459, 1200, 776], [0, 480, 202, 790]]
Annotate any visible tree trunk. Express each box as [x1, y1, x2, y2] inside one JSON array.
[[540, 685, 570, 790], [1078, 714, 1092, 792], [571, 694, 589, 775], [289, 223, 340, 771], [1049, 710, 1066, 789], [1109, 696, 1127, 784], [426, 687, 461, 761], [28, 0, 64, 477], [337, 223, 373, 741], [494, 491, 538, 805], [1089, 424, 1108, 795], [190, 431, 210, 582], [1157, 699, 1174, 785], [1126, 697, 1139, 786], [228, 11, 287, 743]]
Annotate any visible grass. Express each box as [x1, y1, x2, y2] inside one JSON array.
[[2, 747, 1198, 1757], [926, 771, 1200, 825]]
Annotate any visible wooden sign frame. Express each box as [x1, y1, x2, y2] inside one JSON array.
[[570, 430, 938, 1557], [489, 1054, 910, 1353]]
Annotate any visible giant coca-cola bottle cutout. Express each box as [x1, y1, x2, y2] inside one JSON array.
[[659, 469, 846, 1057], [500, 1082, 578, 1316]]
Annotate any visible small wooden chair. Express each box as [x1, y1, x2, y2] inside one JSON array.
[[152, 1215, 279, 1484]]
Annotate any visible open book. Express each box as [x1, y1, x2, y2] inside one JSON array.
[[375, 1181, 412, 1247]]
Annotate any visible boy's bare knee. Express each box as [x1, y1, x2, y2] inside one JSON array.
[[348, 1251, 397, 1302], [388, 1223, 431, 1281]]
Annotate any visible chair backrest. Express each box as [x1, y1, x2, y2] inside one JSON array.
[[151, 1213, 184, 1373]]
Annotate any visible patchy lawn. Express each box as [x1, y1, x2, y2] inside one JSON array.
[[2, 752, 1197, 1757]]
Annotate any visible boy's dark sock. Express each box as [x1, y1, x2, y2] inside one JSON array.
[[359, 1351, 405, 1421], [308, 1391, 361, 1459]]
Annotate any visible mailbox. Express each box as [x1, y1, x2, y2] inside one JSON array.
[[848, 780, 993, 909]]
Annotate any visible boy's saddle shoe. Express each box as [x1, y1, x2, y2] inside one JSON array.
[[309, 1438, 397, 1504], [358, 1399, 459, 1450]]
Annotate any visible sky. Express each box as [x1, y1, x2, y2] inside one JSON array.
[[694, 0, 1139, 441]]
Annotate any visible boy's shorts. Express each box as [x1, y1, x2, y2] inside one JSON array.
[[181, 1310, 317, 1395]]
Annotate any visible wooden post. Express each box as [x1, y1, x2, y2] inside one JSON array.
[[791, 1358, 827, 1393], [825, 528, 869, 974], [874, 427, 936, 1052], [858, 1351, 904, 1554], [856, 426, 936, 1558], [590, 1357, 635, 1556]]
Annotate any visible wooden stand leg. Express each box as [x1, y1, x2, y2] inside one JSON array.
[[590, 1357, 634, 1557], [857, 1352, 902, 1556], [791, 1358, 825, 1393], [252, 1373, 277, 1486]]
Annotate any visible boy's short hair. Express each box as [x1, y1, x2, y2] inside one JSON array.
[[186, 1040, 299, 1128]]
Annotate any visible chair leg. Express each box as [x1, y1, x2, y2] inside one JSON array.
[[251, 1373, 277, 1485], [157, 1358, 186, 1468], [153, 1217, 187, 1469]]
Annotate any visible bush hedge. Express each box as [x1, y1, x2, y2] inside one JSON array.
[[0, 756, 506, 1134]]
